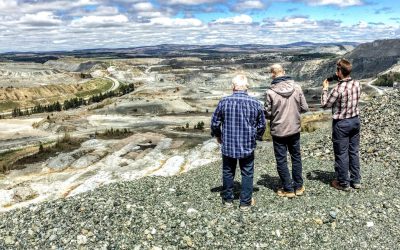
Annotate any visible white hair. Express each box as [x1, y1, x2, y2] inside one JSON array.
[[270, 64, 285, 75], [232, 74, 249, 90]]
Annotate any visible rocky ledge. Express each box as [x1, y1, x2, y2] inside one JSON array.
[[0, 90, 399, 249]]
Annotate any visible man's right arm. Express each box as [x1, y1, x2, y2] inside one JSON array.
[[298, 86, 309, 113], [264, 91, 273, 119], [210, 101, 223, 139], [321, 82, 339, 109]]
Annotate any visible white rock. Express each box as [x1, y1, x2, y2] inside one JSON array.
[[366, 221, 374, 227], [77, 235, 87, 245], [68, 171, 113, 197], [0, 190, 14, 206], [71, 154, 101, 169], [47, 153, 76, 170], [152, 156, 185, 176]]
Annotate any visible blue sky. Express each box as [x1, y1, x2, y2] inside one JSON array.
[[0, 0, 399, 52]]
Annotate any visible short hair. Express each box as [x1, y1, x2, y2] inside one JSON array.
[[270, 64, 285, 75], [336, 58, 352, 77], [232, 74, 249, 90]]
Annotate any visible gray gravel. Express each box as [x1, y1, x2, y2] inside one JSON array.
[[0, 90, 399, 249]]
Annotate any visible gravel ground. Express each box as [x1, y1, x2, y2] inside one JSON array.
[[0, 90, 399, 249]]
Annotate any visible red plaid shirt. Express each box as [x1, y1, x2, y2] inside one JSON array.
[[321, 78, 361, 120]]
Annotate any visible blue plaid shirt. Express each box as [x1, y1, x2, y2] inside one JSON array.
[[211, 91, 266, 158]]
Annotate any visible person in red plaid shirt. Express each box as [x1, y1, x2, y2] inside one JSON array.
[[321, 58, 361, 191]]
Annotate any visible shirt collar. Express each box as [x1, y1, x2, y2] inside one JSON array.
[[233, 90, 248, 95], [339, 77, 352, 83]]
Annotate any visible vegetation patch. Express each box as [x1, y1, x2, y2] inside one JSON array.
[[374, 72, 400, 87], [75, 78, 113, 98], [8, 134, 83, 172], [95, 128, 133, 139]]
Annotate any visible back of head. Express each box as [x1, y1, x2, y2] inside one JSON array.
[[270, 63, 285, 77], [232, 74, 249, 91], [336, 58, 352, 77]]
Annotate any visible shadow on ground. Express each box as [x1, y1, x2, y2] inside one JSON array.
[[210, 181, 260, 199], [306, 170, 335, 184], [256, 174, 281, 191]]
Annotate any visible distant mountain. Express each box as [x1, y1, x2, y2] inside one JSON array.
[[291, 38, 400, 84], [1, 41, 359, 60]]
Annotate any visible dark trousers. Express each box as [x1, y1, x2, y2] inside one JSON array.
[[222, 153, 254, 206], [332, 116, 361, 187], [272, 133, 303, 192]]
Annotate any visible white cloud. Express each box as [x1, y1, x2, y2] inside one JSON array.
[[132, 2, 154, 12], [233, 0, 265, 11], [0, 0, 17, 11], [357, 20, 368, 28], [19, 11, 62, 26], [71, 15, 129, 28], [158, 0, 222, 5], [213, 14, 253, 25], [149, 17, 203, 27], [303, 0, 364, 7]]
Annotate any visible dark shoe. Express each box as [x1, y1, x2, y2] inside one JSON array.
[[331, 180, 350, 192], [351, 183, 362, 189], [295, 186, 305, 196], [277, 188, 296, 198], [239, 198, 255, 211], [222, 199, 233, 208]]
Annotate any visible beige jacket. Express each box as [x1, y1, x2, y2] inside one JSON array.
[[264, 76, 309, 137]]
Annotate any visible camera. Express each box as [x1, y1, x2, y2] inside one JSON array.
[[326, 74, 339, 82]]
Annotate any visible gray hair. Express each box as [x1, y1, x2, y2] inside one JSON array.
[[269, 64, 285, 75], [232, 74, 249, 90]]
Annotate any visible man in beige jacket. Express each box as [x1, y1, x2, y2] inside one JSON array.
[[264, 64, 309, 198]]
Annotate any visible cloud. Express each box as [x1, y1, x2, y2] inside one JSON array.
[[213, 14, 253, 25], [132, 2, 154, 12], [158, 0, 222, 5], [149, 17, 203, 27], [70, 14, 129, 28], [18, 11, 62, 26], [0, 0, 17, 11], [302, 0, 364, 7], [374, 7, 392, 14], [231, 0, 265, 11]]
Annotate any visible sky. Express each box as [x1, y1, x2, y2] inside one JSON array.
[[0, 0, 399, 52]]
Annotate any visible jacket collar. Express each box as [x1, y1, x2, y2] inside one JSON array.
[[271, 76, 293, 85]]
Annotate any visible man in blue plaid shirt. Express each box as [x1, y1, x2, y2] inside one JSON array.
[[211, 74, 266, 210]]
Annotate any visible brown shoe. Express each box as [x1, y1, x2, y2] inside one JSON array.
[[295, 186, 305, 196], [277, 188, 296, 198], [331, 180, 350, 192], [239, 198, 255, 211]]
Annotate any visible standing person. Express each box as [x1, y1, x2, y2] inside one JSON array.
[[321, 58, 361, 191], [264, 64, 309, 198], [211, 74, 266, 211]]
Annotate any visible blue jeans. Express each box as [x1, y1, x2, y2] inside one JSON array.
[[222, 153, 254, 206], [272, 133, 303, 192], [332, 116, 361, 187]]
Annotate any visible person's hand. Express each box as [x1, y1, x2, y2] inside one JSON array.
[[216, 137, 222, 144], [323, 79, 329, 90]]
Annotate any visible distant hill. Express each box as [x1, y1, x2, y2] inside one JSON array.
[[290, 39, 400, 84], [0, 42, 358, 62], [347, 39, 400, 79]]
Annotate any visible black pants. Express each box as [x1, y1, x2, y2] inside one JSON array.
[[272, 133, 303, 192], [332, 116, 361, 187]]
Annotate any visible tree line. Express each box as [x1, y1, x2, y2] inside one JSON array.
[[9, 83, 135, 118]]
